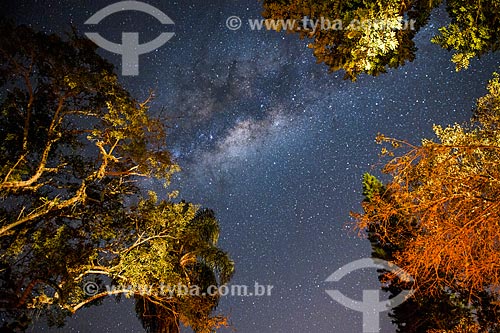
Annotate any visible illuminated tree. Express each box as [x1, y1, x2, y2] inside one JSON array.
[[261, 0, 500, 80], [133, 208, 234, 333], [361, 174, 488, 332], [354, 73, 500, 331], [0, 24, 233, 332]]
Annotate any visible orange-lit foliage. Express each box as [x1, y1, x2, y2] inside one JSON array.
[[354, 75, 500, 304]]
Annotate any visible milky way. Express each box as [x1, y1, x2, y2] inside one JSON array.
[[4, 1, 499, 332]]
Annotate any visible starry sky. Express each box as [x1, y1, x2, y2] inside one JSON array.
[[3, 1, 499, 332]]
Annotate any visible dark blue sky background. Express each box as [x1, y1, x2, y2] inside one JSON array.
[[3, 1, 499, 332]]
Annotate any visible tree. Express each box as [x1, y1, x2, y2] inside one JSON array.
[[133, 207, 234, 333], [261, 0, 500, 80], [0, 23, 233, 332], [353, 74, 500, 331], [361, 174, 484, 332]]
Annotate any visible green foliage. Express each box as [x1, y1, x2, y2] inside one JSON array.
[[361, 173, 385, 201], [262, 0, 500, 79], [0, 23, 233, 332], [432, 0, 500, 71], [129, 204, 234, 333], [474, 72, 500, 128]]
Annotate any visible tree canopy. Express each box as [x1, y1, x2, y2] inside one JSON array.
[[354, 74, 500, 331], [0, 23, 233, 332], [261, 0, 500, 80]]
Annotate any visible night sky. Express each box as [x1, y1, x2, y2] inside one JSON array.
[[3, 1, 499, 332]]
